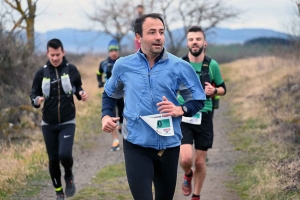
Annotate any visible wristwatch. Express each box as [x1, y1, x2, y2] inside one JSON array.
[[214, 88, 218, 95], [181, 105, 188, 115]]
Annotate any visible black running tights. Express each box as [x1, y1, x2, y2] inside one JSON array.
[[42, 123, 75, 189], [123, 139, 179, 200]]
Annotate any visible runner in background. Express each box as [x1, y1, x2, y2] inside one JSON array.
[[97, 39, 124, 151], [178, 26, 226, 200], [132, 5, 145, 51]]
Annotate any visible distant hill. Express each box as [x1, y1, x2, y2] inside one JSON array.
[[35, 28, 135, 54], [34, 27, 291, 53], [244, 37, 292, 46], [205, 28, 290, 45]]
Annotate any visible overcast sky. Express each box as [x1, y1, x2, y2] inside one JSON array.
[[5, 0, 298, 34]]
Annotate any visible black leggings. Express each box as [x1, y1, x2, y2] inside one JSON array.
[[42, 123, 75, 189], [123, 139, 179, 200]]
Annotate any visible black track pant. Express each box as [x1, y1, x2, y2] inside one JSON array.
[[123, 139, 179, 200], [42, 123, 75, 189]]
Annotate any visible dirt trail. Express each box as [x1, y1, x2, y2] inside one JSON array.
[[174, 104, 240, 200], [26, 56, 239, 200], [29, 133, 124, 200]]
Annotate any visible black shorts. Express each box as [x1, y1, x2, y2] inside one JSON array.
[[181, 112, 213, 151]]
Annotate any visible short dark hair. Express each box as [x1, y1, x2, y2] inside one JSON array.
[[134, 13, 165, 37], [187, 26, 206, 40], [47, 38, 64, 51], [136, 5, 144, 9]]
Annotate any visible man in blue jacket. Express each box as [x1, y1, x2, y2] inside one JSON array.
[[101, 13, 206, 200]]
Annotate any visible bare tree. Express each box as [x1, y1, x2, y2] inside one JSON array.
[[288, 0, 300, 38], [88, 0, 239, 54], [3, 0, 38, 52], [294, 0, 300, 14], [88, 0, 136, 50], [153, 0, 239, 54]]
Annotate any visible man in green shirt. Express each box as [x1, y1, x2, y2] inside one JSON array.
[[178, 26, 227, 200]]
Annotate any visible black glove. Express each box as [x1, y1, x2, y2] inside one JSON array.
[[98, 81, 104, 88]]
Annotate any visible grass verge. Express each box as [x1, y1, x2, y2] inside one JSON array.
[[71, 163, 131, 200], [222, 56, 300, 200]]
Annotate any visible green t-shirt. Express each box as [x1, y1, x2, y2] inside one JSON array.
[[177, 59, 224, 112]]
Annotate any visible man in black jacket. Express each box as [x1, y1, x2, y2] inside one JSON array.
[[30, 38, 87, 200]]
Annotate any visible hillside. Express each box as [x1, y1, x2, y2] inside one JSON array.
[[33, 27, 291, 53]]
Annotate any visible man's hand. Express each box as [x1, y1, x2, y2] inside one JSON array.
[[38, 97, 44, 105], [79, 91, 88, 101], [98, 82, 104, 88], [157, 96, 183, 117], [102, 115, 120, 133], [204, 82, 215, 96]]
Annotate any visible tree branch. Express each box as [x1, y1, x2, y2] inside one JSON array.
[[4, 0, 18, 10], [9, 15, 25, 34]]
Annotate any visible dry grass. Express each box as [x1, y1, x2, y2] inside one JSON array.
[[223, 55, 300, 199], [0, 139, 48, 198], [72, 55, 105, 148], [74, 55, 103, 115]]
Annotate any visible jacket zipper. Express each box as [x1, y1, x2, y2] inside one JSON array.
[[148, 62, 161, 149], [141, 54, 164, 149], [55, 68, 61, 124]]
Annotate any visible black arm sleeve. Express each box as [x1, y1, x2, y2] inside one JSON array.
[[182, 99, 205, 117], [97, 62, 104, 86], [72, 66, 84, 100], [216, 81, 226, 95], [30, 68, 43, 108], [102, 91, 117, 118]]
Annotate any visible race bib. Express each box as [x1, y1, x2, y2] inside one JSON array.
[[182, 112, 202, 125], [140, 114, 174, 136]]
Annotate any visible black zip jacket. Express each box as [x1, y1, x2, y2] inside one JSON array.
[[30, 57, 84, 125]]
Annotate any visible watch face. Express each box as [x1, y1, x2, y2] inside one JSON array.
[[183, 106, 188, 112]]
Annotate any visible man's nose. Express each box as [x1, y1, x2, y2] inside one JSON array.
[[154, 32, 162, 40]]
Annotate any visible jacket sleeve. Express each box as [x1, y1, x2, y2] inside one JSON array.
[[30, 68, 43, 108], [182, 100, 205, 117], [102, 91, 117, 118], [72, 65, 84, 100], [104, 59, 124, 99], [97, 61, 104, 87], [178, 61, 206, 106]]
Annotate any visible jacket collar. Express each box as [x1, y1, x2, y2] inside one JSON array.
[[138, 48, 168, 63]]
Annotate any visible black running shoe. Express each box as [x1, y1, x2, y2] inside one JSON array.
[[64, 174, 76, 197], [56, 192, 65, 200]]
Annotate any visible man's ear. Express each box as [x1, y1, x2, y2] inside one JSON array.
[[136, 33, 141, 43]]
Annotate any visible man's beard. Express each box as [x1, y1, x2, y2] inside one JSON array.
[[189, 46, 204, 57]]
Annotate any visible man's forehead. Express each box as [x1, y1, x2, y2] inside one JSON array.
[[187, 32, 203, 38], [142, 18, 164, 29], [48, 48, 63, 54]]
